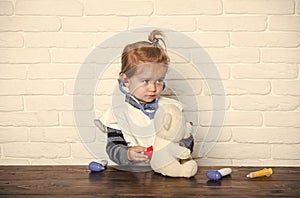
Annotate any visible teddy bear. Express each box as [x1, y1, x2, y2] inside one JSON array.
[[150, 104, 198, 178]]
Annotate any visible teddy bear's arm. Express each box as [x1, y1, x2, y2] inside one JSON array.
[[167, 142, 191, 159]]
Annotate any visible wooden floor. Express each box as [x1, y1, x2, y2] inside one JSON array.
[[0, 166, 299, 197]]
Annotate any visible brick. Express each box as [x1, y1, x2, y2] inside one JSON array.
[[15, 0, 83, 16], [69, 78, 97, 95], [225, 112, 263, 127], [30, 158, 99, 165], [189, 32, 230, 47], [207, 143, 270, 159], [67, 79, 101, 95], [169, 32, 229, 48], [231, 33, 300, 47], [196, 48, 260, 63], [30, 127, 96, 143], [200, 112, 263, 127], [51, 47, 121, 64], [0, 17, 61, 31], [162, 79, 202, 96], [198, 16, 267, 31], [51, 48, 95, 64], [0, 96, 23, 111], [0, 111, 58, 126], [0, 159, 30, 165], [0, 1, 13, 15], [3, 142, 70, 158], [0, 64, 28, 79], [60, 111, 75, 126], [88, 79, 112, 95], [93, 32, 121, 47], [166, 50, 191, 64], [232, 128, 300, 144], [185, 96, 229, 111], [94, 95, 113, 111], [61, 111, 96, 127], [86, 0, 153, 16], [195, 127, 232, 142], [130, 17, 197, 32], [0, 48, 50, 64], [231, 96, 299, 111], [262, 49, 300, 63], [232, 63, 298, 79], [208, 64, 231, 80], [225, 0, 294, 14], [0, 128, 29, 142], [29, 64, 95, 79], [0, 80, 63, 95], [96, 63, 120, 80], [265, 112, 300, 127], [273, 80, 300, 96], [71, 143, 107, 159], [25, 96, 93, 111], [62, 17, 128, 32], [232, 159, 300, 167], [269, 16, 300, 31], [24, 33, 94, 48], [202, 80, 225, 95], [0, 80, 26, 95], [78, 79, 117, 95], [204, 80, 271, 95], [27, 80, 64, 95], [225, 80, 271, 95], [272, 145, 300, 160], [196, 158, 232, 166], [171, 63, 230, 80], [157, 0, 222, 15], [0, 33, 23, 47], [93, 32, 138, 49]]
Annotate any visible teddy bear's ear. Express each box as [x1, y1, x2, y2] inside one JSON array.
[[163, 113, 172, 131]]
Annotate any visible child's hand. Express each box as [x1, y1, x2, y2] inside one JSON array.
[[127, 146, 148, 162]]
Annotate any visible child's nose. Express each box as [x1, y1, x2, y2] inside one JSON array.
[[148, 82, 157, 91]]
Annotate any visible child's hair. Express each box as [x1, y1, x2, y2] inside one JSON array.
[[119, 30, 170, 81]]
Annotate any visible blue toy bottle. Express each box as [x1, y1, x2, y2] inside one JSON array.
[[88, 160, 108, 172], [206, 168, 232, 180]]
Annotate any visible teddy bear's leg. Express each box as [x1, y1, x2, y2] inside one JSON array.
[[181, 160, 198, 177], [158, 160, 198, 178]]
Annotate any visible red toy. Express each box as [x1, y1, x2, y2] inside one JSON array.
[[144, 146, 153, 159]]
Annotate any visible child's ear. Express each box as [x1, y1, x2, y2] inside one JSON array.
[[124, 78, 129, 83], [163, 113, 172, 131], [121, 74, 130, 87]]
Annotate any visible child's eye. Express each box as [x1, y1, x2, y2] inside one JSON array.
[[156, 80, 164, 84], [142, 80, 149, 84]]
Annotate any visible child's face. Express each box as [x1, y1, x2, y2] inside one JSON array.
[[127, 63, 168, 103]]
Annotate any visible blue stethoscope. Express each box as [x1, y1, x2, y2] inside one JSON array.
[[119, 79, 165, 119]]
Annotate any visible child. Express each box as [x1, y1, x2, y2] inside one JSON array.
[[99, 30, 194, 165]]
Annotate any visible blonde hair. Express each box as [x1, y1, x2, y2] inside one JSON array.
[[119, 30, 170, 81]]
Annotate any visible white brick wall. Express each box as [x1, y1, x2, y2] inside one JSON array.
[[0, 0, 299, 166]]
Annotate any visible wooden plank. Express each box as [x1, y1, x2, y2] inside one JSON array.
[[0, 166, 299, 197]]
